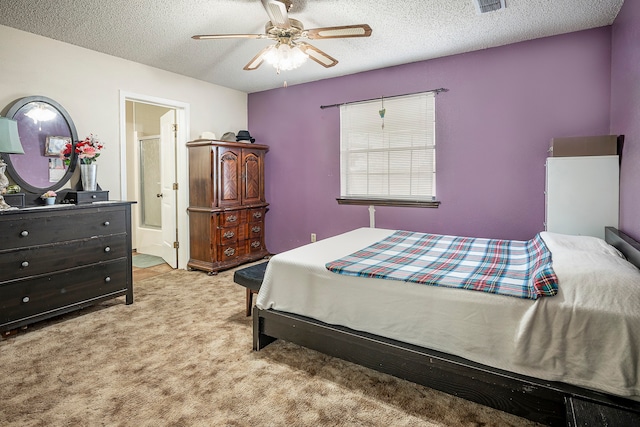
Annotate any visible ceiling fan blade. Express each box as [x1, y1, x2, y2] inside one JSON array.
[[243, 46, 272, 71], [261, 0, 291, 29], [298, 43, 338, 68], [305, 24, 372, 39], [192, 34, 267, 40]]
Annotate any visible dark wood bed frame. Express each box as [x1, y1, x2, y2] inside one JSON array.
[[253, 227, 640, 426]]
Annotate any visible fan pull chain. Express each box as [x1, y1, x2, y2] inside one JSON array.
[[379, 96, 386, 130]]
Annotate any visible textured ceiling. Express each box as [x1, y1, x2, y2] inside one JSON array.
[[0, 0, 624, 93]]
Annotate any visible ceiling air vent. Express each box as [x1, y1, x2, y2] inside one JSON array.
[[474, 0, 506, 14]]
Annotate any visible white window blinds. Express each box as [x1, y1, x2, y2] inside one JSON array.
[[339, 92, 436, 201]]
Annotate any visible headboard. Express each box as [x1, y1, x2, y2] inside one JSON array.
[[605, 227, 640, 269]]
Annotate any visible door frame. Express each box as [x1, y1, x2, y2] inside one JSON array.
[[119, 91, 190, 270]]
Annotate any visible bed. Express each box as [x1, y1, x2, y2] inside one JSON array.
[[253, 227, 640, 426]]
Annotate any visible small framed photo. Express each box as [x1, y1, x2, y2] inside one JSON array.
[[45, 136, 71, 157]]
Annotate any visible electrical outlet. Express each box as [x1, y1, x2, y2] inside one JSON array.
[[311, 233, 317, 243]]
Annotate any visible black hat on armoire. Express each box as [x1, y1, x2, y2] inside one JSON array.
[[236, 130, 255, 143]]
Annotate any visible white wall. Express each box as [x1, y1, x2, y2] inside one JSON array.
[[0, 24, 247, 199]]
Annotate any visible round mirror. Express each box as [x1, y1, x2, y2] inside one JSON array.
[[4, 96, 78, 193]]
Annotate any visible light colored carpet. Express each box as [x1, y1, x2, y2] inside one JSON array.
[[0, 268, 541, 426]]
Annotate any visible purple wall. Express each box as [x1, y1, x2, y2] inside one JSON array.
[[611, 0, 640, 242], [249, 29, 613, 254]]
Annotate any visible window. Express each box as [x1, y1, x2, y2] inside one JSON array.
[[338, 92, 437, 207]]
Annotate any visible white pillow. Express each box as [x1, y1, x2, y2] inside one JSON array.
[[540, 231, 625, 259]]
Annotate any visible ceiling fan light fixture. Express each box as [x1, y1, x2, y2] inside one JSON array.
[[263, 42, 309, 72], [24, 102, 56, 124]]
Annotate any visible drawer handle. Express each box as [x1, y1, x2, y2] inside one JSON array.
[[21, 261, 29, 268], [20, 230, 29, 237], [104, 221, 110, 226], [252, 226, 261, 233], [223, 231, 235, 239], [22, 296, 30, 303], [92, 195, 97, 199], [104, 247, 111, 252], [227, 215, 237, 223], [104, 276, 111, 283], [253, 212, 262, 219], [224, 247, 235, 257], [251, 241, 261, 248]]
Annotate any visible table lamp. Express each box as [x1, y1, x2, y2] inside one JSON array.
[[0, 116, 24, 210]]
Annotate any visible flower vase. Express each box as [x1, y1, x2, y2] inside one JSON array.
[[45, 197, 55, 205], [80, 163, 97, 191]]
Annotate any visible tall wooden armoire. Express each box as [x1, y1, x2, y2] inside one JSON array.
[[186, 139, 269, 274]]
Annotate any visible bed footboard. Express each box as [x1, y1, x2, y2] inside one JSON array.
[[253, 307, 569, 425], [253, 307, 640, 426]]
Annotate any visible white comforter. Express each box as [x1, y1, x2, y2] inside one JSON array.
[[256, 228, 640, 398]]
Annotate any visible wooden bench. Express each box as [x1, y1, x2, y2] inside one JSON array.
[[233, 262, 268, 316]]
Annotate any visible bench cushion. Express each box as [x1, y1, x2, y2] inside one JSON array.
[[233, 262, 268, 292]]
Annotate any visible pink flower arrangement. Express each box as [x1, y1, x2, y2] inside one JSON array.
[[61, 134, 104, 165]]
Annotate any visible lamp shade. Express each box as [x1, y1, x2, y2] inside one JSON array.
[[0, 117, 24, 154]]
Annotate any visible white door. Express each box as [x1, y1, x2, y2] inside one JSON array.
[[160, 110, 178, 268]]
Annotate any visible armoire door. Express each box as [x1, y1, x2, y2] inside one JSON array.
[[242, 149, 264, 205], [218, 146, 242, 208]]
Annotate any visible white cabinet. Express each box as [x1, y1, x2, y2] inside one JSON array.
[[545, 155, 619, 239]]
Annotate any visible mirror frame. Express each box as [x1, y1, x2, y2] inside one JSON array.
[[4, 96, 78, 194]]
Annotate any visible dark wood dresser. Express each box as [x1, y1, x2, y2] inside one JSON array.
[[186, 139, 269, 274], [0, 202, 134, 334]]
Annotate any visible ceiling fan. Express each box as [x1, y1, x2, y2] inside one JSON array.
[[192, 0, 372, 72]]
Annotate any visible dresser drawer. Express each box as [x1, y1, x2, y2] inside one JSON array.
[[3, 208, 126, 248], [0, 234, 128, 283], [0, 259, 128, 326]]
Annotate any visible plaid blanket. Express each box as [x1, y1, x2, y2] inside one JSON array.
[[325, 231, 558, 299]]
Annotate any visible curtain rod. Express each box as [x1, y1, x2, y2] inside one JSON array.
[[319, 88, 449, 109]]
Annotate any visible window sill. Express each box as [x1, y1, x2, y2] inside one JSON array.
[[336, 198, 440, 208]]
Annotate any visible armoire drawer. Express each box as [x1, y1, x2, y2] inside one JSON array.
[[219, 210, 245, 227], [3, 209, 126, 248], [216, 243, 247, 262], [248, 221, 264, 238], [217, 226, 240, 244], [0, 234, 128, 283], [248, 208, 265, 223], [248, 238, 265, 254], [0, 259, 128, 326]]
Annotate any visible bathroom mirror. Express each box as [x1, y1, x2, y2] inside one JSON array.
[[3, 96, 78, 194]]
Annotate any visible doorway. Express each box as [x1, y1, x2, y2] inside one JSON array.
[[120, 92, 190, 270]]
